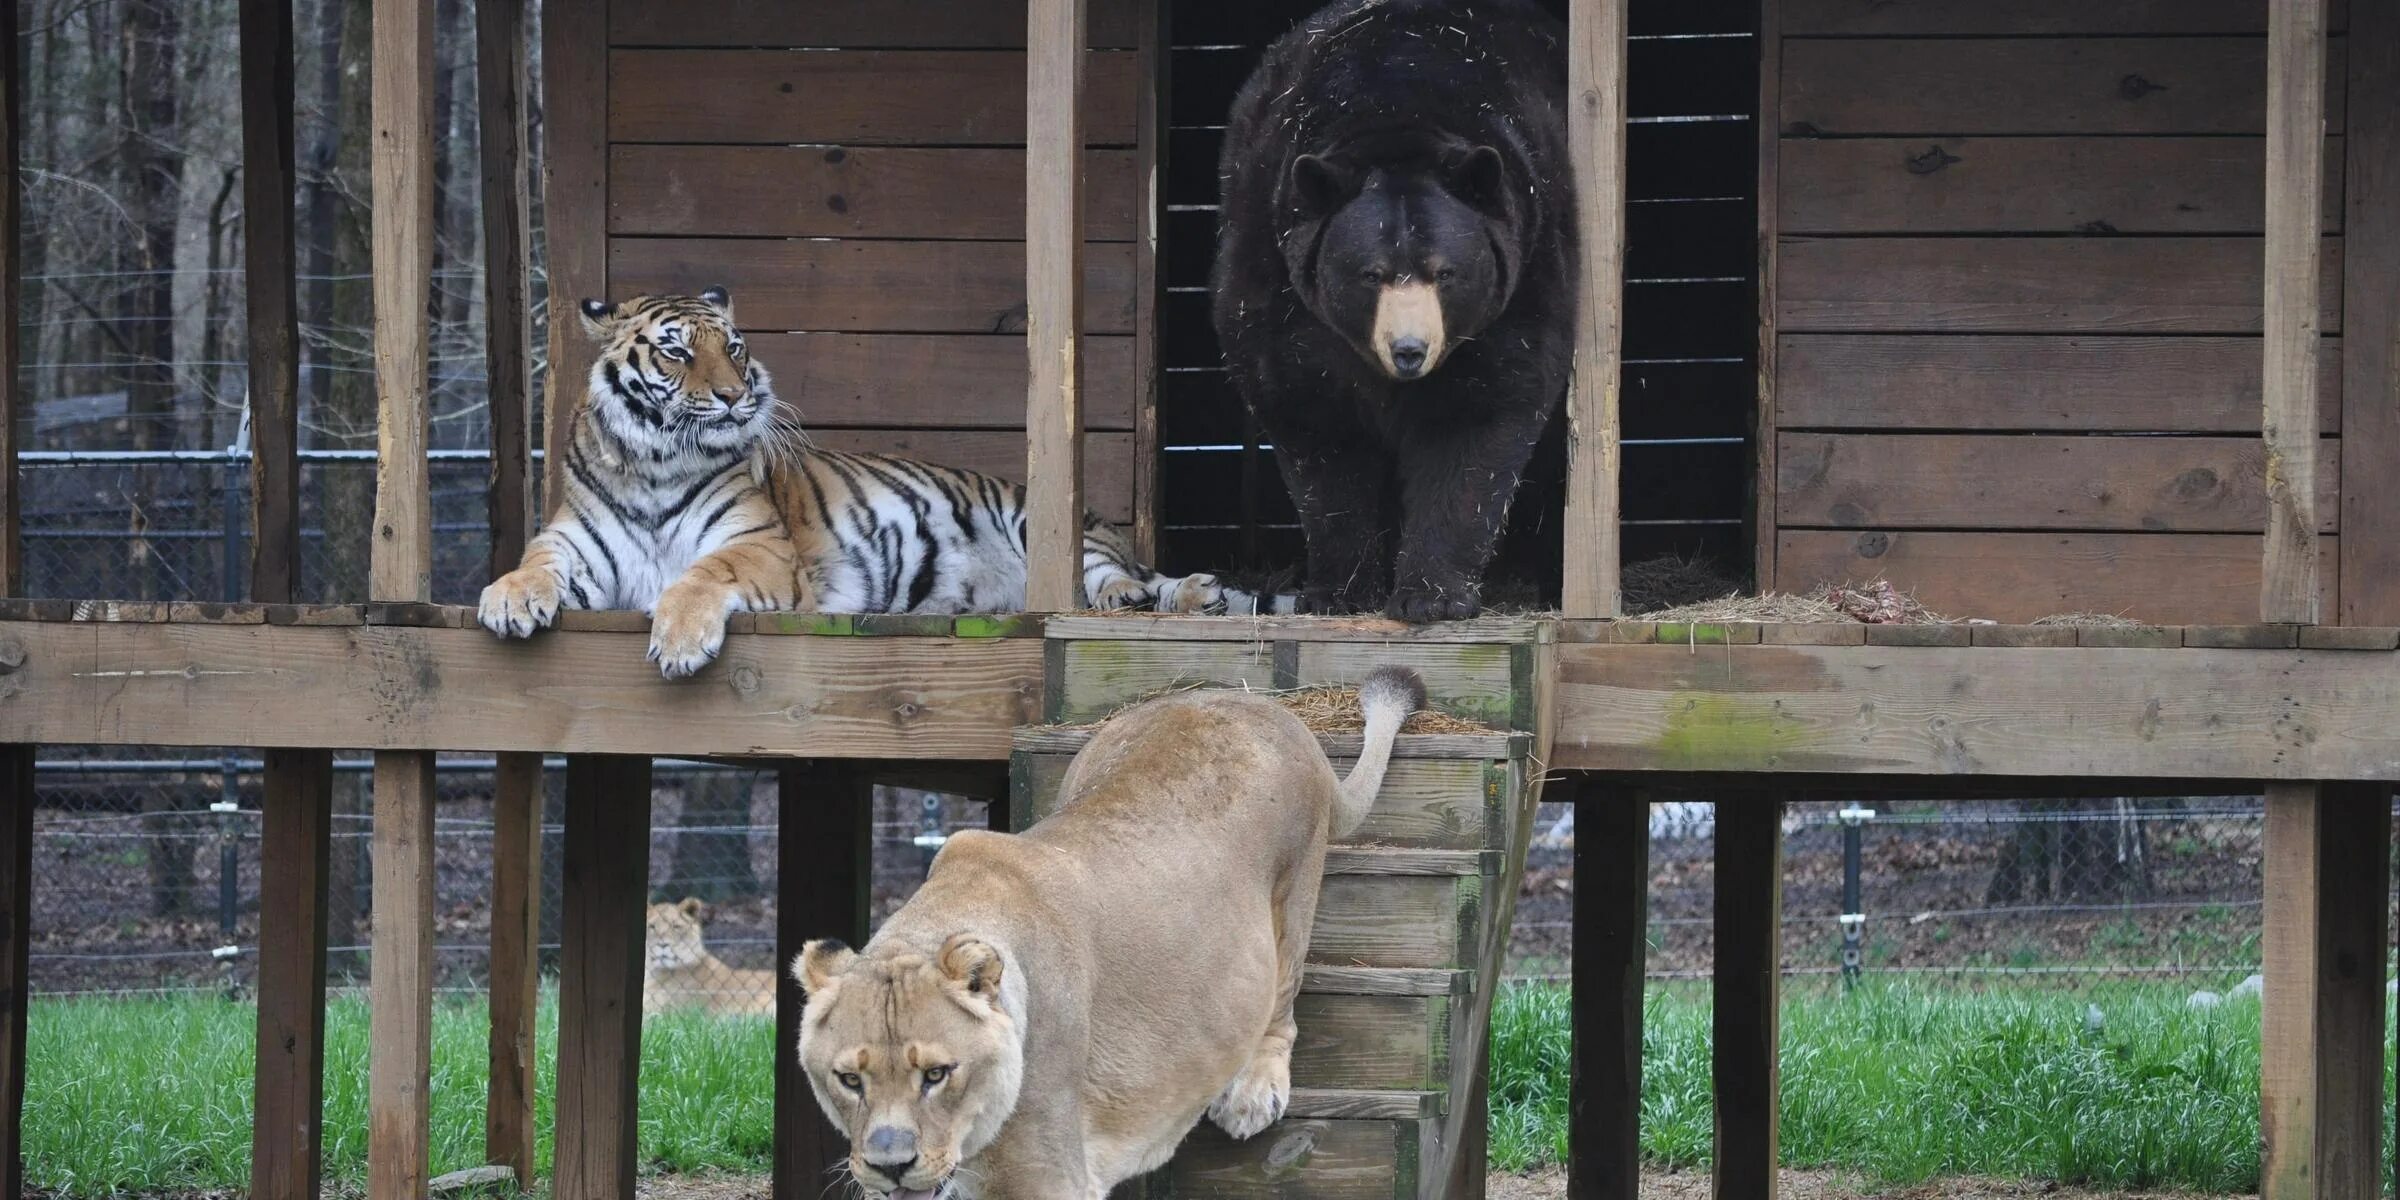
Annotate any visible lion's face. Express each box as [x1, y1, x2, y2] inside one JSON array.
[[795, 935, 1024, 1199], [646, 899, 709, 972]]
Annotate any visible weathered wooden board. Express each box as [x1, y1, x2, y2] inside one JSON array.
[[1311, 876, 1472, 970], [541, 0, 606, 512], [1782, 39, 2348, 135], [1019, 753, 1498, 849], [1012, 727, 1523, 761], [608, 0, 1142, 48], [1776, 434, 2342, 533], [1043, 613, 1548, 643], [554, 757, 650, 1200], [1024, 0, 1089, 614], [1778, 237, 2344, 334], [1780, 137, 2344, 234], [1781, 0, 2346, 35], [2261, 0, 2332, 626], [1160, 1118, 1421, 1200], [365, 751, 435, 1200], [609, 50, 1139, 144], [2338, 0, 2400, 624], [609, 145, 1139, 240], [1296, 643, 1520, 729], [753, 333, 1135, 430], [1291, 993, 1446, 1092], [1776, 335, 2342, 432], [251, 749, 332, 1200], [1051, 640, 1522, 726], [1776, 530, 2336, 624], [1552, 643, 2400, 780], [0, 622, 1041, 758], [1562, 0, 1629, 617], [608, 238, 1136, 334], [1713, 798, 1784, 1200], [1569, 782, 1646, 1200], [805, 430, 1136, 524]]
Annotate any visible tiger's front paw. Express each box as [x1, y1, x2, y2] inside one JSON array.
[[1091, 576, 1151, 610], [647, 583, 730, 679], [1156, 573, 1222, 614], [478, 569, 561, 639]]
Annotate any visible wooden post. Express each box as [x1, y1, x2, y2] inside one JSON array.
[[1128, 0, 1165, 563], [1024, 0, 1088, 611], [1752, 0, 1782, 594], [2339, 0, 2400, 624], [242, 0, 301, 603], [0, 0, 20, 598], [367, 752, 437, 1200], [2263, 783, 2388, 1200], [1713, 795, 1782, 1200], [476, 0, 541, 1182], [555, 756, 653, 1200], [366, 3, 437, 1199], [542, 0, 605, 504], [1560, 0, 1628, 618], [251, 749, 334, 1200], [1569, 780, 1647, 1200], [2261, 0, 2328, 624], [775, 763, 875, 1200], [0, 749, 29, 1200], [483, 753, 542, 1186]]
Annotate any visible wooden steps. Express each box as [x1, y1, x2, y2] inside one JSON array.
[[1026, 616, 1546, 1200]]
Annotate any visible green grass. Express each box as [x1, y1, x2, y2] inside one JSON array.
[[24, 982, 2395, 1196], [25, 992, 775, 1195], [1490, 980, 2400, 1193]]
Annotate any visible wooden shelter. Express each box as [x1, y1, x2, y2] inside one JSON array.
[[0, 1, 2392, 1199]]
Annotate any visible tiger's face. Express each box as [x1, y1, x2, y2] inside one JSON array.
[[579, 288, 779, 457]]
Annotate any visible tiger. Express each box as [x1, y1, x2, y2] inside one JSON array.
[[476, 289, 1224, 677]]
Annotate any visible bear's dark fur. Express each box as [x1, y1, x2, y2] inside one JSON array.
[[1212, 0, 1573, 622]]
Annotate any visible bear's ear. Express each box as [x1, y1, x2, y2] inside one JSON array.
[[1289, 154, 1354, 217], [795, 939, 855, 995], [579, 297, 618, 338], [1450, 145, 1510, 219]]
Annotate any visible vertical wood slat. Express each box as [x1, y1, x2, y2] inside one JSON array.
[[2262, 0, 2330, 623], [1025, 0, 1090, 611], [776, 763, 876, 1200], [1561, 0, 1628, 618], [241, 0, 301, 604], [1753, 0, 1782, 592], [0, 747, 31, 1200], [366, 752, 437, 1200], [2262, 784, 2320, 1200], [0, 0, 19, 599], [1568, 781, 1647, 1200], [2338, 0, 2400, 624], [542, 0, 608, 513], [1713, 795, 1783, 1200], [2314, 785, 2388, 1199], [250, 749, 334, 1200], [555, 756, 653, 1200], [483, 753, 543, 1185], [1128, 0, 1164, 563]]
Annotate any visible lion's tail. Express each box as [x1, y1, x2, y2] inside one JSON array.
[[1334, 666, 1427, 838]]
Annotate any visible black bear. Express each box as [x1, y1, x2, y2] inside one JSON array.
[[1212, 0, 1573, 622]]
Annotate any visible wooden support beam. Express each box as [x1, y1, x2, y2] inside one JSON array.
[[1569, 780, 1647, 1200], [0, 747, 30, 1200], [483, 752, 542, 1186], [1128, 0, 1164, 563], [1753, 0, 1782, 593], [0, 0, 20, 599], [2264, 783, 2389, 1200], [776, 763, 875, 1200], [242, 0, 300, 604], [1024, 0, 1089, 611], [250, 750, 333, 1200], [2262, 0, 2330, 623], [367, 752, 436, 1200], [2339, 0, 2400, 623], [1561, 0, 1628, 617], [1713, 795, 1783, 1200], [542, 0, 606, 512], [555, 756, 653, 1200]]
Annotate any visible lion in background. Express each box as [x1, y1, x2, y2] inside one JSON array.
[[644, 898, 774, 1017], [793, 666, 1427, 1200]]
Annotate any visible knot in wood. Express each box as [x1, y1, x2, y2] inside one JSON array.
[[1903, 144, 1960, 175], [2117, 74, 2167, 100], [0, 637, 24, 671]]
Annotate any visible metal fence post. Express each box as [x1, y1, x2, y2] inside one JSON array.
[[1838, 804, 1874, 990]]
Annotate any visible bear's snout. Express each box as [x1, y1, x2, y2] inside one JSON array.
[[1370, 281, 1446, 380]]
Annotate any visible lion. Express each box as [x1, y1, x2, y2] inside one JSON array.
[[644, 898, 775, 1017], [793, 666, 1426, 1199]]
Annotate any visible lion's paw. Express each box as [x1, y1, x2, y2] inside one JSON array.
[[647, 584, 730, 679], [1207, 1049, 1290, 1140], [479, 569, 560, 639], [1155, 573, 1222, 614]]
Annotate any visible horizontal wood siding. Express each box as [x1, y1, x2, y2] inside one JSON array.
[[1768, 7, 2352, 622], [603, 4, 1148, 539]]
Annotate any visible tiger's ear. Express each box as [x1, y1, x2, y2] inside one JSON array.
[[579, 297, 619, 339], [699, 285, 733, 315], [796, 939, 856, 995]]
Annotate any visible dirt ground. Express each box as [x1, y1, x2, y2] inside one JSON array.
[[603, 1170, 2247, 1200]]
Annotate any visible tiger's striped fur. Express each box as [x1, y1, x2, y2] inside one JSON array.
[[477, 290, 1220, 676]]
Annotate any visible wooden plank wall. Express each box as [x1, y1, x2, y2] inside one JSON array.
[[600, 0, 1151, 526], [1765, 0, 2352, 623]]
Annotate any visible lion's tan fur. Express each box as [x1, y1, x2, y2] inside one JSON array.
[[644, 899, 775, 1018], [796, 671, 1421, 1199]]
